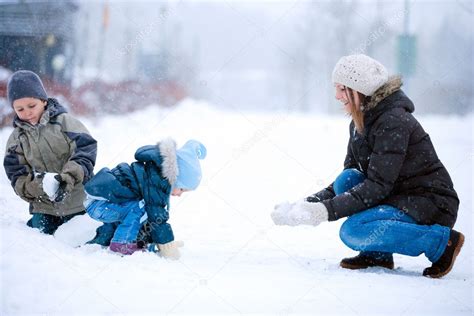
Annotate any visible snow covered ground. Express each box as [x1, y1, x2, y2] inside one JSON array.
[[1, 99, 472, 315]]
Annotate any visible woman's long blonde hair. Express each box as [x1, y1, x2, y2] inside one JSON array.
[[344, 87, 367, 134]]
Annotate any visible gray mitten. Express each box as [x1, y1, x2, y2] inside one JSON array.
[[25, 172, 46, 198], [53, 173, 75, 203]]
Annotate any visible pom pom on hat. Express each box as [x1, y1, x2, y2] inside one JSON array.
[[332, 54, 389, 96], [175, 140, 207, 190]]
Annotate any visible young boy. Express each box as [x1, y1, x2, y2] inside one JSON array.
[[4, 70, 97, 234], [84, 138, 206, 259]]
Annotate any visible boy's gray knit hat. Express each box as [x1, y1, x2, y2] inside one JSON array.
[[332, 54, 389, 96], [7, 70, 48, 106]]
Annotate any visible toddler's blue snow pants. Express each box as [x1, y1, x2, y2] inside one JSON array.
[[86, 200, 145, 244]]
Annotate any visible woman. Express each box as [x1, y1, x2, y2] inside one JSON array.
[[271, 54, 463, 278]]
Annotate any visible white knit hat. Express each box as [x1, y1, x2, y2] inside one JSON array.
[[332, 54, 389, 96]]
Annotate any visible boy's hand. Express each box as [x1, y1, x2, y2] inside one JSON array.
[[54, 174, 75, 203], [158, 240, 184, 260], [53, 160, 84, 203], [25, 172, 46, 197]]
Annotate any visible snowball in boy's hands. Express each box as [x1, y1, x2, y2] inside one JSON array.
[[158, 240, 184, 260], [42, 173, 60, 201], [41, 173, 71, 202]]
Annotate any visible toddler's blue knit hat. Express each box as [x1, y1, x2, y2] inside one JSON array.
[[7, 70, 48, 106], [175, 140, 207, 190]]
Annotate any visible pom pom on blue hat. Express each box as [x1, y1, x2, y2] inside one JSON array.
[[175, 140, 207, 190]]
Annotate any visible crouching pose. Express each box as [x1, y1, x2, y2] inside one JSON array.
[[85, 138, 206, 259], [4, 70, 97, 234], [272, 54, 463, 278]]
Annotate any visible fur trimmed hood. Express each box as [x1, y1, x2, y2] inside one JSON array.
[[133, 138, 178, 186], [158, 138, 179, 186], [363, 76, 403, 111]]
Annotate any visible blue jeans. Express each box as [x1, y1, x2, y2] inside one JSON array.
[[86, 200, 145, 244], [335, 169, 450, 262]]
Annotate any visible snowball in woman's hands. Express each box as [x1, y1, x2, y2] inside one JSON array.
[[271, 201, 293, 225], [42, 173, 60, 200]]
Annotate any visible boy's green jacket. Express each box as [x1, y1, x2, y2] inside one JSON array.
[[4, 98, 97, 216]]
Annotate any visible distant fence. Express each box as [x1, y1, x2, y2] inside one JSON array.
[[0, 74, 187, 128]]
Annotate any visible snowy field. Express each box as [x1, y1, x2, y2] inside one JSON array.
[[1, 99, 472, 315]]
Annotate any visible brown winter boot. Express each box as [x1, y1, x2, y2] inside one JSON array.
[[423, 230, 465, 278], [340, 253, 394, 270]]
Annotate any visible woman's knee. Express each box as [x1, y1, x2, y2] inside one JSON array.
[[333, 168, 365, 195], [339, 207, 411, 251], [339, 216, 367, 250]]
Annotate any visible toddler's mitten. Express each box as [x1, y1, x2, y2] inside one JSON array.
[[158, 240, 184, 260]]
